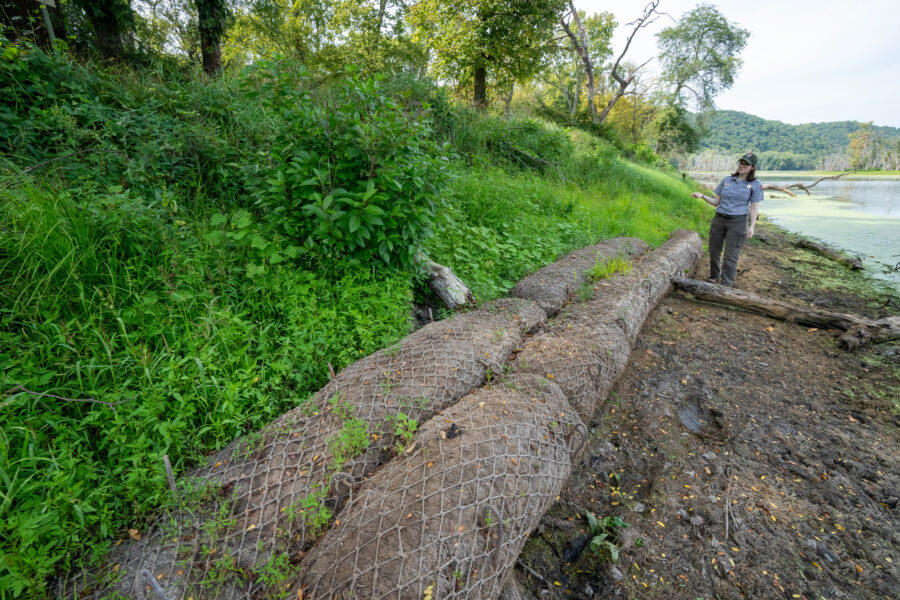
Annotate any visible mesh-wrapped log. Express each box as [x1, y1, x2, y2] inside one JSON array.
[[67, 299, 545, 600], [293, 374, 585, 600], [509, 237, 648, 316], [512, 230, 701, 424]]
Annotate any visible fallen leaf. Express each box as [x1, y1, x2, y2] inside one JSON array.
[[247, 524, 256, 531], [766, 326, 774, 332], [807, 328, 818, 332], [128, 529, 142, 541]]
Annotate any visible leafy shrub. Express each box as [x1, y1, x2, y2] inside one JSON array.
[[225, 62, 448, 269]]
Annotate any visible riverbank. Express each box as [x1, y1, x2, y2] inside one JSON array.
[[513, 218, 900, 599]]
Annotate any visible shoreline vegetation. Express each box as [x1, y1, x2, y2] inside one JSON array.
[[2, 43, 897, 600]]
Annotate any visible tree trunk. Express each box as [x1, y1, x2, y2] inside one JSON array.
[[1, 0, 67, 47], [200, 33, 222, 75], [473, 65, 487, 108], [559, 3, 596, 123], [673, 278, 900, 348], [197, 0, 224, 76]]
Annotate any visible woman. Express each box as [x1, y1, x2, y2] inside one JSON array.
[[691, 152, 764, 287]]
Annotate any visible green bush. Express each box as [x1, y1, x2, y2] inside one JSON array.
[[228, 62, 447, 269]]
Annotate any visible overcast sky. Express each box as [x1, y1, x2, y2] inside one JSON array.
[[574, 0, 900, 127]]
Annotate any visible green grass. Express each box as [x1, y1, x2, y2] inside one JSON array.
[[1, 45, 712, 598]]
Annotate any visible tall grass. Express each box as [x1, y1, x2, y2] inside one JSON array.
[[1, 45, 712, 597]]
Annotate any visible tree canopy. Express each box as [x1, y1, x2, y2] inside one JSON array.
[[656, 3, 748, 111], [409, 0, 565, 106]]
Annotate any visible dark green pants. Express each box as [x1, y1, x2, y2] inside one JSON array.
[[708, 213, 748, 287]]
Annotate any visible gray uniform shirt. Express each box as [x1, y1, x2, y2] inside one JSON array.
[[714, 175, 764, 216]]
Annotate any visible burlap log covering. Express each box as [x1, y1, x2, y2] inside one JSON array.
[[292, 374, 585, 600], [509, 237, 649, 317], [512, 229, 701, 424], [66, 298, 545, 600]]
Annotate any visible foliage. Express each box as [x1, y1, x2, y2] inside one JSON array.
[[656, 4, 748, 112], [211, 61, 447, 270], [386, 412, 418, 454], [410, 0, 566, 104], [585, 512, 629, 562], [652, 104, 702, 156]]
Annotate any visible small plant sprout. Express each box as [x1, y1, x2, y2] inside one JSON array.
[[386, 411, 418, 454], [585, 512, 630, 562]]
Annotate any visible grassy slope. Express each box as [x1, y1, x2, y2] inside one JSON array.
[[0, 48, 709, 597]]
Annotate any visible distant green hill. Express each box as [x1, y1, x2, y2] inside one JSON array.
[[694, 110, 900, 170]]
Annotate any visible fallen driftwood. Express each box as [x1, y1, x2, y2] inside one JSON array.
[[422, 257, 478, 309], [762, 172, 854, 197], [673, 278, 900, 348], [794, 239, 863, 270]]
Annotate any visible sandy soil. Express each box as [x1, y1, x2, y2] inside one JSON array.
[[515, 221, 900, 600]]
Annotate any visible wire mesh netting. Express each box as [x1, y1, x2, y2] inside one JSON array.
[[64, 299, 546, 600], [509, 237, 649, 316], [511, 230, 701, 425], [291, 373, 585, 600], [60, 232, 701, 600]]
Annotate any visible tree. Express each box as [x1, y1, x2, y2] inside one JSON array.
[[595, 0, 659, 124], [652, 104, 701, 156], [656, 3, 748, 111], [556, 3, 614, 123], [196, 0, 229, 74], [410, 0, 565, 107], [73, 0, 135, 60]]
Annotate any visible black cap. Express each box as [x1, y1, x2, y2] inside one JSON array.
[[739, 152, 758, 166]]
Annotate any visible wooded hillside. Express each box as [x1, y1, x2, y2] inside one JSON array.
[[688, 109, 900, 170]]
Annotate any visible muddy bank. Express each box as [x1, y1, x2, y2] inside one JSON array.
[[513, 220, 899, 600]]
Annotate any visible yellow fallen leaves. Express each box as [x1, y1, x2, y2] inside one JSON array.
[[128, 529, 141, 541], [423, 583, 434, 600]]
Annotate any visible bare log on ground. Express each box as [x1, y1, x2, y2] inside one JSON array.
[[423, 258, 478, 309], [673, 278, 900, 348], [762, 172, 855, 197], [794, 239, 864, 270]]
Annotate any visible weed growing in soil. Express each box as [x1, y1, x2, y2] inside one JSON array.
[[586, 512, 629, 562]]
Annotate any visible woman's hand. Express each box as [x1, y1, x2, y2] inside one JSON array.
[[691, 192, 704, 199]]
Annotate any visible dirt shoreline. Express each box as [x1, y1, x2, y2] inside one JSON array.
[[513, 219, 899, 600]]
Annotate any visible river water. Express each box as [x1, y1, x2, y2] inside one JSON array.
[[697, 173, 900, 290]]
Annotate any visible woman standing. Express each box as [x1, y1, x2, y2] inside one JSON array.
[[691, 152, 764, 287]]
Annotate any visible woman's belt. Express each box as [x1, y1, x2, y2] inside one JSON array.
[[715, 212, 747, 219]]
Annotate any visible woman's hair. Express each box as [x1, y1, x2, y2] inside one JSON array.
[[730, 165, 756, 181]]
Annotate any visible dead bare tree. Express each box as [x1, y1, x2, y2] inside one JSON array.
[[558, 1, 597, 122], [596, 1, 663, 124], [762, 172, 856, 197]]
